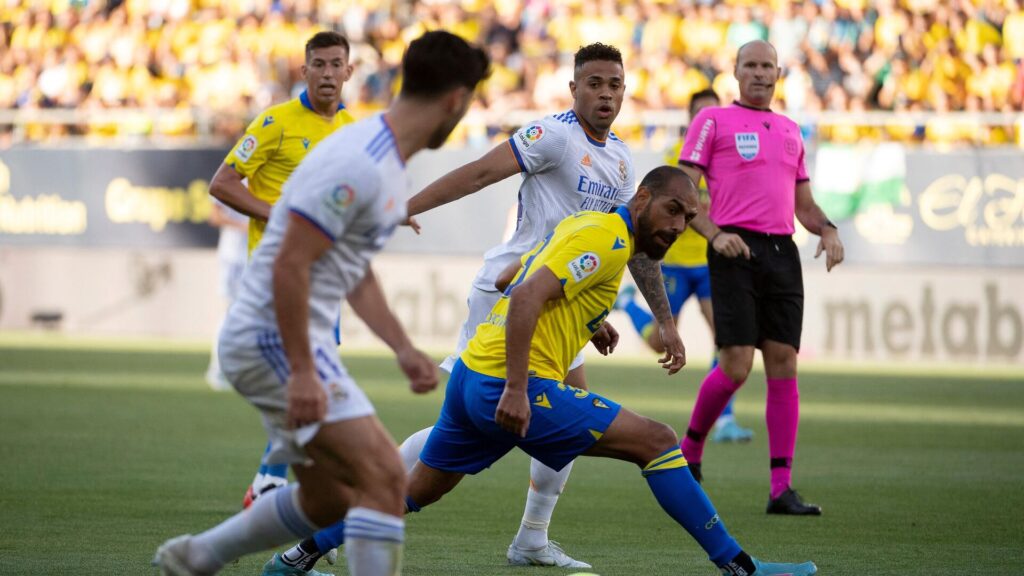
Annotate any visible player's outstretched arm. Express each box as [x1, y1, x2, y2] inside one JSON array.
[[406, 141, 521, 217], [627, 254, 686, 374], [499, 266, 565, 437], [209, 163, 273, 221], [347, 267, 438, 394], [795, 181, 844, 272], [273, 213, 334, 428]]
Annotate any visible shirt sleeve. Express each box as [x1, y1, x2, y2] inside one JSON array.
[[539, 226, 628, 302], [283, 167, 375, 243], [507, 116, 570, 174], [224, 109, 283, 179], [616, 149, 637, 205], [679, 109, 716, 169], [796, 136, 810, 182]]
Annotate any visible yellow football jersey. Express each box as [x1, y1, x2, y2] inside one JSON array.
[[224, 91, 355, 253], [463, 208, 635, 381], [664, 140, 708, 267]]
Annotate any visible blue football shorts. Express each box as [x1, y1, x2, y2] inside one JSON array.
[[420, 359, 622, 474], [662, 264, 711, 316]]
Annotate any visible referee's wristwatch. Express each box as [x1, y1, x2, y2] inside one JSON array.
[[824, 219, 838, 231]]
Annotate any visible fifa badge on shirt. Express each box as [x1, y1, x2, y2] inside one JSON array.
[[735, 133, 759, 161]]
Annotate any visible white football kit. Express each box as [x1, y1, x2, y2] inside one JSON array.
[[442, 110, 636, 373], [219, 114, 408, 464]]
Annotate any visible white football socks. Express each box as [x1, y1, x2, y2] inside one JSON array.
[[514, 459, 574, 550], [398, 426, 434, 473], [344, 507, 405, 576], [188, 484, 318, 573]]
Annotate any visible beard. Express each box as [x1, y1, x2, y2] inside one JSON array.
[[636, 209, 675, 260]]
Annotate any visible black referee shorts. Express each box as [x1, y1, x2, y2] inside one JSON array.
[[708, 226, 804, 350]]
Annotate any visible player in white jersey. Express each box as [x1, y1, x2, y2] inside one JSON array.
[[206, 199, 249, 391], [397, 43, 687, 570], [153, 31, 490, 576]]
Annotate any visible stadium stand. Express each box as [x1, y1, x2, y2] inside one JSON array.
[[0, 0, 1022, 147]]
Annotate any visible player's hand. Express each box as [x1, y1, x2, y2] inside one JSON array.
[[815, 227, 844, 272], [402, 215, 422, 235], [590, 322, 619, 356], [286, 370, 327, 429], [496, 385, 531, 438], [657, 324, 687, 375], [711, 232, 751, 260], [397, 346, 438, 394]]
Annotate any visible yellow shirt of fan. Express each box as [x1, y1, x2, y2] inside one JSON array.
[[224, 91, 355, 253], [463, 208, 634, 381]]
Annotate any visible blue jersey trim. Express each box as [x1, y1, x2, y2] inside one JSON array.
[[582, 129, 607, 148], [379, 114, 405, 167], [615, 205, 634, 236], [299, 90, 347, 112], [289, 207, 336, 242], [508, 138, 527, 172]]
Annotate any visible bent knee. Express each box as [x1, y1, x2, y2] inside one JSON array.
[[635, 419, 680, 465]]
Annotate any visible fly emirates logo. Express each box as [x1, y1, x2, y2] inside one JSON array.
[[576, 174, 622, 212]]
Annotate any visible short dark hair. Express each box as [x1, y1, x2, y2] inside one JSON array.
[[400, 31, 491, 98], [688, 88, 719, 117], [638, 165, 693, 198], [305, 31, 350, 62], [573, 43, 623, 72]]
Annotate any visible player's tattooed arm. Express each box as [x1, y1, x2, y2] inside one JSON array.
[[627, 253, 672, 324], [627, 254, 687, 374]]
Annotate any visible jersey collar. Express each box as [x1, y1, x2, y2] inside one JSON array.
[[300, 90, 346, 112], [615, 205, 635, 236], [732, 100, 771, 112]]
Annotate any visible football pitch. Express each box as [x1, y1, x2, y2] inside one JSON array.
[[1, 338, 1023, 576]]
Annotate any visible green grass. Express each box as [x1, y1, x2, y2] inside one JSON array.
[[2, 341, 1023, 575]]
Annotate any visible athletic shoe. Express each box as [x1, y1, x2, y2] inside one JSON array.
[[325, 548, 339, 565], [766, 489, 822, 516], [152, 535, 207, 576], [613, 285, 636, 311], [261, 553, 335, 576], [711, 420, 754, 443], [687, 462, 703, 483], [507, 541, 591, 568], [744, 556, 818, 575], [244, 474, 288, 509]]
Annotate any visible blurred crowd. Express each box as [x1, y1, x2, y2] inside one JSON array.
[[1, 0, 1023, 147]]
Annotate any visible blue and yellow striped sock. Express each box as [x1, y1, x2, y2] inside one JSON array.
[[642, 447, 742, 567]]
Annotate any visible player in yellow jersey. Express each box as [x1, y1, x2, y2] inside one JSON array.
[[210, 31, 355, 255], [206, 33, 355, 566], [403, 166, 817, 576], [615, 89, 753, 444]]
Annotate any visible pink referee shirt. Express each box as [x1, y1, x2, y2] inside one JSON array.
[[679, 102, 809, 235]]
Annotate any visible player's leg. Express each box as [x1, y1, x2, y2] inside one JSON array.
[[507, 359, 589, 569], [584, 408, 816, 576], [680, 344, 754, 481], [267, 428, 431, 575], [682, 249, 759, 480], [759, 236, 819, 515], [761, 339, 819, 515], [301, 416, 408, 576], [695, 269, 752, 444]]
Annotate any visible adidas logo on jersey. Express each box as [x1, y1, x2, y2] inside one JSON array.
[[581, 154, 592, 167]]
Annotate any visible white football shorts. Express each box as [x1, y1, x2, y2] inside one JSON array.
[[218, 324, 375, 466]]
